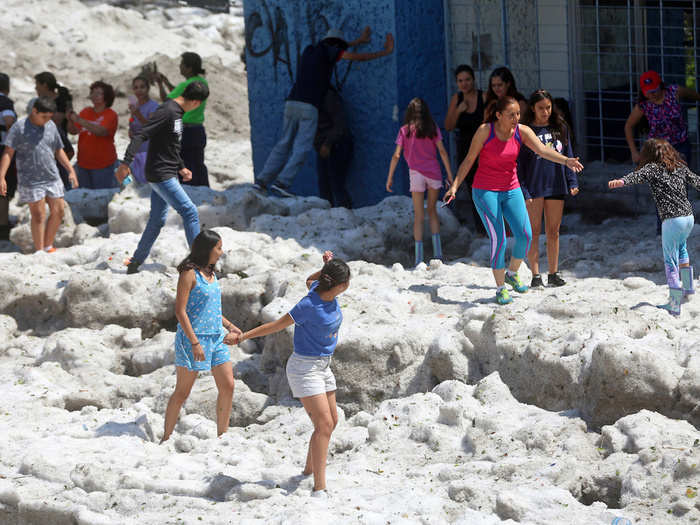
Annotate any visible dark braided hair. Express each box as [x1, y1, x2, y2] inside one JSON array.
[[317, 259, 351, 292]]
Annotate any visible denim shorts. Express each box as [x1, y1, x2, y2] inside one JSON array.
[[174, 332, 230, 371], [286, 352, 336, 398]]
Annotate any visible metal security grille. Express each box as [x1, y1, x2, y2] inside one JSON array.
[[577, 0, 699, 166], [445, 0, 700, 168]]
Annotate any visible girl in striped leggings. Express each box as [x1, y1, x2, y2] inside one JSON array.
[[445, 96, 583, 304]]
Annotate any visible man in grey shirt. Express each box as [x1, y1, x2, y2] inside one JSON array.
[[0, 97, 77, 252]]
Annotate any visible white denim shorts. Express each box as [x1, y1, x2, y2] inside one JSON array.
[[286, 352, 336, 399]]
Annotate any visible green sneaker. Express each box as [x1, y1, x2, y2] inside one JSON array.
[[496, 287, 512, 304], [504, 272, 528, 293]]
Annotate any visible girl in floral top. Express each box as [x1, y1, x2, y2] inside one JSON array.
[[609, 139, 700, 316], [624, 70, 700, 165]]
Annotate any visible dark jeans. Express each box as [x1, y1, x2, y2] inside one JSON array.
[[180, 124, 209, 187], [317, 138, 353, 208]]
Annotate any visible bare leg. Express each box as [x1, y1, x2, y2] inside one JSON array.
[[211, 361, 235, 437], [27, 199, 47, 252], [300, 391, 337, 491], [426, 188, 440, 235], [543, 199, 564, 274], [44, 197, 65, 249], [303, 391, 338, 476], [492, 268, 505, 287], [508, 258, 523, 273], [162, 366, 198, 443], [526, 198, 544, 275], [411, 191, 425, 242]]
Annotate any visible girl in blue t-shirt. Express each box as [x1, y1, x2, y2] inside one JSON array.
[[161, 229, 243, 443], [238, 251, 350, 497]]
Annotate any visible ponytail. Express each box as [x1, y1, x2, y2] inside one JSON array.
[[317, 259, 351, 292]]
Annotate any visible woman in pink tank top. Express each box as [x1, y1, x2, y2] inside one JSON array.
[[444, 97, 583, 304]]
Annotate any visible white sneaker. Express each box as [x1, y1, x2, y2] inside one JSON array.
[[311, 489, 329, 499]]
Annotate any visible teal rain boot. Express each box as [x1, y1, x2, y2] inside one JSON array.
[[414, 241, 424, 267], [680, 266, 695, 296], [431, 233, 442, 260], [658, 287, 683, 316]]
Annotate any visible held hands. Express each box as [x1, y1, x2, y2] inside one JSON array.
[[223, 322, 243, 345], [179, 168, 192, 182], [323, 250, 334, 263], [566, 157, 584, 172], [608, 179, 624, 189], [115, 163, 131, 184]]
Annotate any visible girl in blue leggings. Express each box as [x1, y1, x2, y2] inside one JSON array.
[[609, 138, 700, 316], [445, 97, 583, 304]]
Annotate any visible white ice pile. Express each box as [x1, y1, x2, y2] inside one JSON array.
[[1, 0, 700, 523], [1, 183, 700, 524]]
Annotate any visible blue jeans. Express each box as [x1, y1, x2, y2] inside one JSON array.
[[132, 177, 200, 263], [662, 215, 694, 288], [75, 161, 119, 189], [258, 101, 319, 188], [473, 188, 532, 269]]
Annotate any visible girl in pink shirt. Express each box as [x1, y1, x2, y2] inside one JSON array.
[[386, 98, 453, 266], [445, 97, 583, 304]]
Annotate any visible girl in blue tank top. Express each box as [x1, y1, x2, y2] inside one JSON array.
[[161, 229, 243, 443], [237, 251, 350, 498]]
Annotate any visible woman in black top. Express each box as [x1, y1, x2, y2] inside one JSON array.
[[445, 65, 487, 233]]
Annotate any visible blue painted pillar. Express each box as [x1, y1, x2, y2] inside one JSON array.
[[243, 0, 446, 207]]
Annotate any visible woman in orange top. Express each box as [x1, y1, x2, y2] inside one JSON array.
[[67, 81, 119, 189]]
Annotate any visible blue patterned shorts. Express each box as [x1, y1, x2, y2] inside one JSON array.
[[174, 332, 230, 371]]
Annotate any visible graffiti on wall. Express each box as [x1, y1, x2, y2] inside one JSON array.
[[245, 0, 356, 88]]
